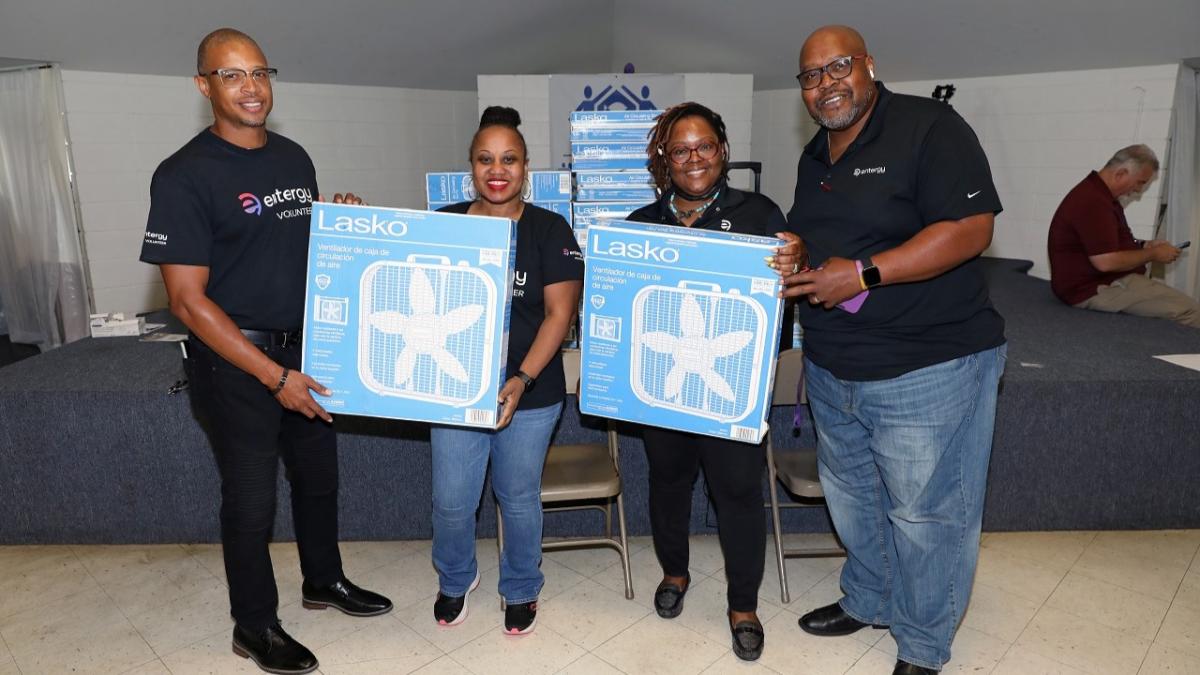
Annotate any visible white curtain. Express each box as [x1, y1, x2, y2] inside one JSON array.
[[0, 65, 89, 349], [1162, 65, 1200, 298]]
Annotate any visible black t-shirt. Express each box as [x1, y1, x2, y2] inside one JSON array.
[[786, 83, 1006, 381], [439, 202, 584, 409], [140, 129, 317, 331]]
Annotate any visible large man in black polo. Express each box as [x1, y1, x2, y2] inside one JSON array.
[[780, 26, 1006, 675], [139, 28, 391, 675]]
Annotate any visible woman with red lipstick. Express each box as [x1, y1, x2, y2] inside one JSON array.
[[429, 106, 584, 636], [626, 102, 804, 662]]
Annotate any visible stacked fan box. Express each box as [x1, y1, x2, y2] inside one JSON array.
[[301, 202, 517, 429], [569, 110, 662, 348], [568, 110, 660, 256], [425, 170, 573, 224]]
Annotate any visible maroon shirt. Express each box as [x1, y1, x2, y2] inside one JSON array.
[[1048, 171, 1144, 306]]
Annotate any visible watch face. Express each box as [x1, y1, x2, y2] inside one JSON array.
[[862, 264, 882, 288]]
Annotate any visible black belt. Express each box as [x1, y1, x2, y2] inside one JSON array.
[[240, 328, 302, 348]]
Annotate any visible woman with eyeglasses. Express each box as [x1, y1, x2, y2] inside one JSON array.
[[625, 101, 804, 662]]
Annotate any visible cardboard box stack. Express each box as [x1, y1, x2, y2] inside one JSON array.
[[425, 170, 573, 225]]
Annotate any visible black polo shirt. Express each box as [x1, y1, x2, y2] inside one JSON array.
[[627, 183, 787, 236], [786, 83, 1005, 381]]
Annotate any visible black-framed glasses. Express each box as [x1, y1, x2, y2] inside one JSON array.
[[200, 67, 278, 87], [661, 141, 720, 165], [796, 55, 867, 90]]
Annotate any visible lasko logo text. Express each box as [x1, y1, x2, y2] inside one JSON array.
[[592, 235, 680, 263], [239, 193, 262, 215], [316, 210, 409, 237]]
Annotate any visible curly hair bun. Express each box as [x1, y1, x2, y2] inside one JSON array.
[[479, 106, 521, 129]]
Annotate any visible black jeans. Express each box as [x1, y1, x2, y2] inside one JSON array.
[[641, 426, 766, 612], [186, 338, 343, 629]]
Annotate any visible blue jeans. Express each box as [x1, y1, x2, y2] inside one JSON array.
[[430, 402, 562, 604], [804, 345, 1005, 670]]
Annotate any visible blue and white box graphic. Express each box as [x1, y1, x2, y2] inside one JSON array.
[[536, 200, 573, 224], [580, 220, 784, 443], [302, 203, 516, 428], [570, 142, 649, 170], [574, 170, 657, 202], [569, 110, 662, 127], [572, 201, 649, 230], [569, 126, 654, 143], [426, 170, 572, 204], [425, 172, 476, 204]]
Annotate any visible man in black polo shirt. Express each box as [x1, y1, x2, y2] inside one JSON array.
[[780, 26, 1006, 675], [139, 28, 390, 675]]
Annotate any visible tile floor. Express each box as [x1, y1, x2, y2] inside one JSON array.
[[1, 530, 1198, 674]]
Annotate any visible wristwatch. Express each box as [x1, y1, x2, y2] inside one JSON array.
[[515, 370, 536, 392], [859, 260, 882, 289]]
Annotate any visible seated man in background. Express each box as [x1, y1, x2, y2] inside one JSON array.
[[1048, 144, 1199, 327]]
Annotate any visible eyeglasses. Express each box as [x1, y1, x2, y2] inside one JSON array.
[[796, 55, 867, 90], [661, 141, 720, 165], [200, 67, 278, 87]]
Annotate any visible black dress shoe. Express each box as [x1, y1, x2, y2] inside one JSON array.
[[232, 623, 318, 675], [654, 573, 690, 619], [798, 602, 886, 636], [301, 577, 393, 616], [894, 660, 938, 674]]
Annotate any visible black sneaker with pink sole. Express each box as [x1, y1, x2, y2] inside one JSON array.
[[503, 600, 537, 635]]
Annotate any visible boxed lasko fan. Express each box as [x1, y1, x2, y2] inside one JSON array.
[[579, 220, 785, 443], [302, 202, 516, 428]]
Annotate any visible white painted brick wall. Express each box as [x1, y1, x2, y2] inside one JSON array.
[[62, 70, 476, 313], [751, 64, 1181, 279]]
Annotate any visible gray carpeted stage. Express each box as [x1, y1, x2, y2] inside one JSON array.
[[1, 258, 1198, 545]]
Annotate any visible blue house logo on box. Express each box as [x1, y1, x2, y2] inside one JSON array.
[[575, 84, 658, 111]]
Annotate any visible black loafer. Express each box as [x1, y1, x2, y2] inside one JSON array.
[[729, 614, 765, 661], [798, 602, 886, 636], [232, 622, 318, 675], [894, 660, 938, 674], [302, 577, 393, 617], [654, 573, 690, 619]]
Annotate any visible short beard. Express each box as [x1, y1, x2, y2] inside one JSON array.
[[240, 117, 267, 128], [812, 85, 875, 131], [1118, 190, 1143, 209]]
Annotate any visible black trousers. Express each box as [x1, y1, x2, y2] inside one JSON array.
[[641, 426, 766, 612], [187, 338, 343, 629]]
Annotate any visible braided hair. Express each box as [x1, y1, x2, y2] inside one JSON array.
[[470, 105, 527, 158], [644, 102, 730, 194]]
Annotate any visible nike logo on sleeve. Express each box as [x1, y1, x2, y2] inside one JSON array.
[[967, 190, 982, 199]]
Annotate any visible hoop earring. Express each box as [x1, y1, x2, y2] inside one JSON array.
[[522, 176, 533, 201]]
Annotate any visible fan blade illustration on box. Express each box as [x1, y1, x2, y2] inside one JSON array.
[[358, 256, 496, 407], [630, 281, 767, 423]]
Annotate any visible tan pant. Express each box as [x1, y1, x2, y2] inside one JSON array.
[[1076, 273, 1200, 328]]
